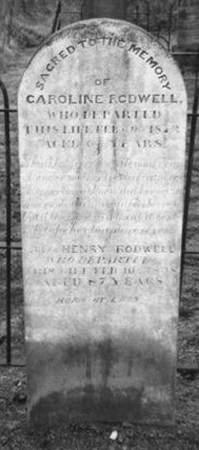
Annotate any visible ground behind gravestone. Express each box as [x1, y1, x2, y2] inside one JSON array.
[[0, 17, 199, 450]]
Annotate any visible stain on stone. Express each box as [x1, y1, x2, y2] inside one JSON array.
[[98, 338, 113, 386], [85, 346, 92, 382], [62, 342, 89, 367], [122, 47, 130, 82], [97, 135, 101, 156], [70, 131, 84, 231], [74, 195, 82, 209], [27, 333, 176, 425], [127, 354, 133, 376], [112, 141, 118, 173], [96, 136, 102, 172], [97, 140, 101, 156], [29, 382, 172, 426]]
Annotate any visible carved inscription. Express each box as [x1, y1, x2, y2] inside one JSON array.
[[35, 38, 172, 91], [20, 69, 183, 309]]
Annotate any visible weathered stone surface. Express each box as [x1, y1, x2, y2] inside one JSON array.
[[18, 19, 187, 425]]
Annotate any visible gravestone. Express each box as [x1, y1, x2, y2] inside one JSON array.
[[178, 0, 199, 51], [18, 19, 187, 425]]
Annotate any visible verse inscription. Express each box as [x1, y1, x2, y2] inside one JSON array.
[[19, 19, 187, 425]]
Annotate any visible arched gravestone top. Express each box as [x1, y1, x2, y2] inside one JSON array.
[[18, 19, 187, 425], [20, 19, 186, 93]]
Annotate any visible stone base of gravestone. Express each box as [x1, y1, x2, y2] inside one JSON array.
[[18, 18, 187, 426]]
